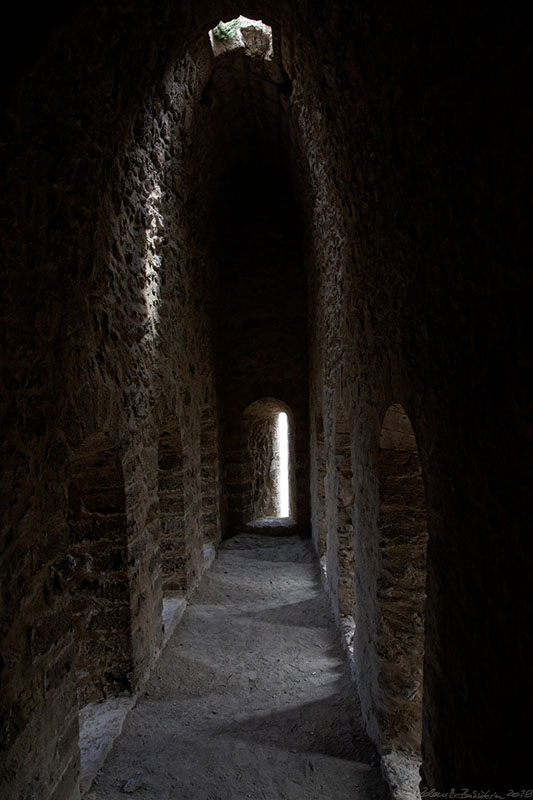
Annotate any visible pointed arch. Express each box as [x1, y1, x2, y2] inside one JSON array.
[[200, 404, 222, 546], [158, 418, 187, 591], [241, 397, 296, 525], [68, 433, 132, 705], [377, 403, 428, 753], [313, 411, 327, 557], [335, 399, 355, 621]]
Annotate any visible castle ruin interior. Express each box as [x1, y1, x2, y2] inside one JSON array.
[[0, 2, 530, 798]]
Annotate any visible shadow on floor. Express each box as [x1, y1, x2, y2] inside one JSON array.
[[236, 596, 334, 629], [210, 688, 378, 764]]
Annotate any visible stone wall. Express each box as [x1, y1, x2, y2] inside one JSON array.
[[310, 409, 327, 558], [286, 0, 530, 787], [68, 433, 133, 707], [0, 19, 222, 799], [335, 399, 356, 621], [158, 419, 187, 592], [200, 403, 223, 546], [0, 1, 530, 795], [377, 404, 427, 753]]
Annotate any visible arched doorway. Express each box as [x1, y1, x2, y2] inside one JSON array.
[[241, 397, 296, 526]]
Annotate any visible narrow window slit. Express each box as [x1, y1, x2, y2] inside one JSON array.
[[275, 411, 290, 518]]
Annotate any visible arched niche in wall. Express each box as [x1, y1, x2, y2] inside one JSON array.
[[158, 418, 187, 592], [377, 403, 428, 754], [335, 400, 355, 623], [200, 404, 221, 546], [315, 411, 327, 557], [67, 433, 132, 706], [241, 397, 296, 526]]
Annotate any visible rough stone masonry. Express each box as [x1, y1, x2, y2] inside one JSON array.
[[0, 2, 530, 797]]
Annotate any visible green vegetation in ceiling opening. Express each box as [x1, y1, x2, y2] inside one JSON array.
[[209, 16, 273, 60]]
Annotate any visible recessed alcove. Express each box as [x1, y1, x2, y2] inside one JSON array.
[[241, 397, 296, 528], [377, 404, 428, 789], [67, 433, 132, 706]]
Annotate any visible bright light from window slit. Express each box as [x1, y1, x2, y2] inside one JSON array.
[[276, 412, 290, 517]]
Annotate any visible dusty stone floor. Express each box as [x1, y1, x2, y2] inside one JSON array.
[[86, 534, 389, 800]]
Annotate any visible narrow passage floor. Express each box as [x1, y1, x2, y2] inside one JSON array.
[[86, 534, 389, 800]]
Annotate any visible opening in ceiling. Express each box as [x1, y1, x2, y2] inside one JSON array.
[[209, 16, 273, 60]]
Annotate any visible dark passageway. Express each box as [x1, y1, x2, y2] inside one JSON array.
[[0, 3, 531, 799]]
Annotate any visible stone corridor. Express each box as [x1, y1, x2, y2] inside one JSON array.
[[1, 3, 530, 796], [85, 535, 388, 800]]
